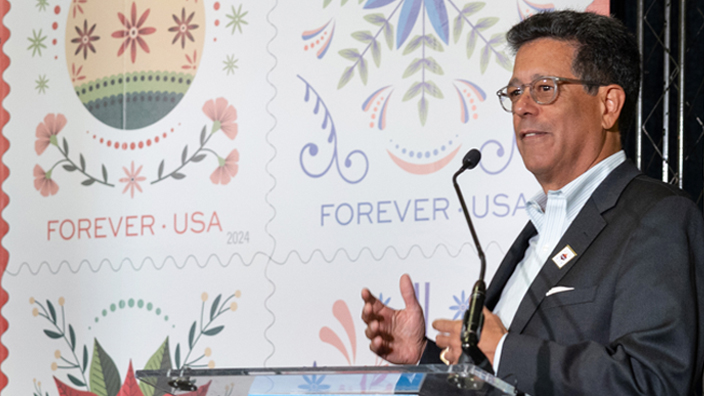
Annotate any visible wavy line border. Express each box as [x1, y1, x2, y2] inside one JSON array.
[[0, 0, 10, 392], [263, 0, 279, 368]]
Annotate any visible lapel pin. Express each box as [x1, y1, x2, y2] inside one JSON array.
[[552, 245, 577, 269]]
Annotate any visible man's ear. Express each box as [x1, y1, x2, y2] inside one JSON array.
[[601, 85, 626, 131]]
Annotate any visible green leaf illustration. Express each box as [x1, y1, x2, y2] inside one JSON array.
[[425, 57, 444, 75], [462, 2, 486, 16], [480, 43, 491, 74], [475, 17, 498, 31], [43, 329, 62, 339], [495, 51, 512, 71], [424, 35, 444, 52], [351, 30, 373, 43], [101, 165, 108, 183], [425, 81, 444, 99], [453, 14, 464, 44], [418, 97, 428, 126], [62, 138, 69, 156], [67, 374, 85, 387], [342, 0, 349, 5], [188, 322, 196, 349], [488, 32, 506, 46], [69, 325, 76, 351], [47, 300, 57, 324], [79, 154, 85, 172], [338, 66, 354, 89], [191, 154, 206, 163], [364, 13, 386, 26], [403, 35, 423, 55], [139, 337, 173, 396], [358, 58, 368, 85], [203, 326, 224, 336], [339, 48, 360, 61], [200, 126, 206, 145], [89, 339, 121, 396], [63, 165, 77, 172], [403, 82, 423, 101], [371, 40, 381, 67], [181, 146, 188, 165], [403, 59, 423, 78], [171, 173, 186, 180], [81, 179, 95, 186], [323, 0, 332, 7], [82, 345, 88, 373], [466, 30, 478, 59], [383, 22, 394, 50], [157, 160, 164, 179], [210, 295, 222, 321], [175, 343, 181, 369]]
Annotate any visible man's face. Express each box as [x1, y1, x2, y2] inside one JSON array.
[[510, 38, 612, 191]]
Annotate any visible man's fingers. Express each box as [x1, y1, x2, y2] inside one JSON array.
[[432, 319, 459, 332], [399, 274, 420, 310]]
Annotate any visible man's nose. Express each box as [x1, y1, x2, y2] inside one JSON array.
[[512, 91, 538, 116]]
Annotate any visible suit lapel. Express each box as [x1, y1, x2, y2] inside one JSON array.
[[507, 161, 642, 333], [486, 223, 536, 310]]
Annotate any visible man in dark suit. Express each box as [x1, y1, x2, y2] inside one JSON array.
[[361, 10, 704, 395]]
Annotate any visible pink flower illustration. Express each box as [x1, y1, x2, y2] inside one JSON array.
[[71, 63, 86, 82], [35, 113, 67, 155], [210, 149, 239, 185], [202, 98, 238, 139], [111, 2, 156, 64], [34, 165, 59, 197], [71, 0, 86, 19], [119, 161, 146, 198], [169, 8, 199, 49]]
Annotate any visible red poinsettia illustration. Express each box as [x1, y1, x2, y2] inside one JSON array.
[[169, 7, 199, 49], [202, 98, 238, 139], [111, 2, 156, 64], [35, 113, 67, 155], [210, 149, 239, 185], [71, 19, 100, 60], [34, 164, 59, 197]]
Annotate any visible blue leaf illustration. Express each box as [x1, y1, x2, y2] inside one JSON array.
[[396, 0, 422, 49], [424, 0, 449, 44], [364, 0, 397, 9]]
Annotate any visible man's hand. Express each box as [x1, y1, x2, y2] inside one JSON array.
[[361, 274, 426, 364], [477, 308, 507, 365], [433, 319, 463, 364], [433, 308, 507, 365]]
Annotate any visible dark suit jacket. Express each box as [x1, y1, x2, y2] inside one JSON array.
[[423, 161, 704, 395]]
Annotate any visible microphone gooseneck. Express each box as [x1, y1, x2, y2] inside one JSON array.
[[452, 148, 493, 375]]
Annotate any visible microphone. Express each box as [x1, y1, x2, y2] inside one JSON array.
[[452, 148, 493, 374]]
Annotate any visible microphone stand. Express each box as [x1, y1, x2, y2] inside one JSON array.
[[452, 150, 494, 375]]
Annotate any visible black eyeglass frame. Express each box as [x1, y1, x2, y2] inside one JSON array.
[[495, 76, 605, 113]]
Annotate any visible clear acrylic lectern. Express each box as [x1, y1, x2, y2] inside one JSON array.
[[136, 364, 518, 396]]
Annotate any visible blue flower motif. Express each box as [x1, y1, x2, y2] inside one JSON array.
[[299, 361, 331, 392], [449, 291, 469, 320], [378, 292, 391, 306]]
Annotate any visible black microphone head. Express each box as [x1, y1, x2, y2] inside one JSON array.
[[462, 149, 481, 170]]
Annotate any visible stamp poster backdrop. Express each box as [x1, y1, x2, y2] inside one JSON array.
[[0, 0, 604, 394]]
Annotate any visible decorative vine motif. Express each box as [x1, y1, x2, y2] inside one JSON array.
[[336, 0, 510, 125], [34, 113, 113, 197], [298, 75, 369, 184], [479, 133, 517, 175], [152, 97, 240, 186]]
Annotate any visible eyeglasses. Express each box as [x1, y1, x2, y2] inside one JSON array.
[[496, 76, 605, 113]]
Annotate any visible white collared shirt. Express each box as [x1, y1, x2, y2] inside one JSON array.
[[491, 150, 626, 372]]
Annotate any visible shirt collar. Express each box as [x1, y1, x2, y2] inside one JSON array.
[[526, 150, 626, 223]]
